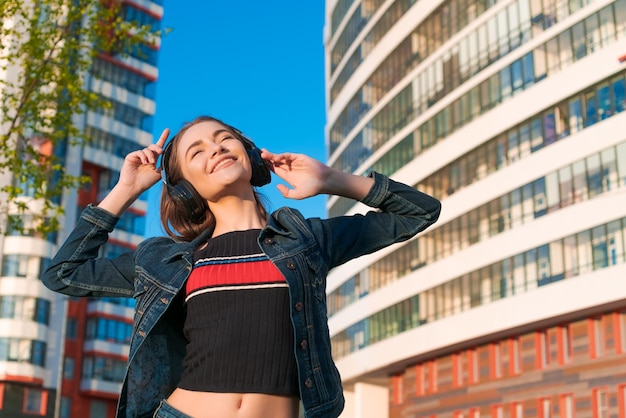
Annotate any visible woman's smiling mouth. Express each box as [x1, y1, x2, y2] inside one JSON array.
[[211, 157, 237, 173]]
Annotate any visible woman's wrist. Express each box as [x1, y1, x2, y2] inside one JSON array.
[[97, 184, 143, 216], [323, 169, 374, 201]]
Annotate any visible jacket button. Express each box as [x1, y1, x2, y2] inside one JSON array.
[[286, 261, 296, 270], [294, 302, 303, 311], [264, 238, 274, 245], [304, 378, 313, 389], [300, 340, 308, 350]]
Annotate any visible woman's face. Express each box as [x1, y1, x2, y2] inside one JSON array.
[[175, 120, 253, 201]]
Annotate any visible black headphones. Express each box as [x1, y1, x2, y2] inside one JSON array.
[[160, 125, 272, 223]]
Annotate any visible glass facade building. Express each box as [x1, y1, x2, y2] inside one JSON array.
[[0, 1, 163, 417], [324, 0, 626, 416]]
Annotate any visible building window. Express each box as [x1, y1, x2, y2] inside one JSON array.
[[490, 343, 502, 378], [468, 349, 479, 383], [613, 75, 625, 113], [492, 404, 504, 418], [32, 340, 46, 367], [539, 398, 552, 418], [560, 394, 574, 418], [536, 331, 549, 368], [590, 318, 605, 358], [512, 402, 524, 418], [0, 296, 50, 325], [415, 364, 424, 396], [558, 325, 572, 364], [66, 318, 78, 340], [59, 397, 71, 418], [509, 338, 521, 375], [453, 353, 463, 387], [0, 338, 46, 366], [592, 388, 609, 418], [82, 356, 127, 383], [90, 400, 108, 418], [426, 360, 438, 393], [85, 317, 132, 344], [63, 357, 75, 380], [1, 254, 30, 277], [23, 388, 47, 415]]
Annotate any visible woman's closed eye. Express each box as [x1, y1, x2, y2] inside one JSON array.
[[217, 134, 235, 143]]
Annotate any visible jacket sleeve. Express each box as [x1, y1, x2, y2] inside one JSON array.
[[41, 204, 137, 298], [317, 171, 441, 270]]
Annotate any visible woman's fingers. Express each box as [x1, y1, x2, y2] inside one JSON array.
[[260, 149, 291, 162], [156, 128, 170, 148], [127, 147, 159, 166]]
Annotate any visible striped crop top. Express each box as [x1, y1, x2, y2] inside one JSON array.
[[178, 229, 299, 397]]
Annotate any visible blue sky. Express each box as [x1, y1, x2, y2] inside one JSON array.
[[145, 2, 328, 237]]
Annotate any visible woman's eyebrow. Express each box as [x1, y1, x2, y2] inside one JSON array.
[[212, 128, 232, 138], [184, 139, 204, 159]]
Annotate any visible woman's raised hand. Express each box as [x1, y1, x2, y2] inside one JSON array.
[[261, 149, 375, 202], [117, 128, 170, 194], [98, 128, 170, 216], [260, 150, 330, 200]]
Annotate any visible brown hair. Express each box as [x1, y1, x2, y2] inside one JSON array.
[[159, 116, 269, 241]]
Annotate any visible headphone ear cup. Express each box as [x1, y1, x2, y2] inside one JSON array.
[[168, 180, 207, 223], [247, 148, 272, 187]]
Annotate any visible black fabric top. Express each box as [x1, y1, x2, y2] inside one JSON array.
[[178, 229, 299, 397]]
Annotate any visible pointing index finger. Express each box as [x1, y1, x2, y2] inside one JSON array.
[[156, 128, 170, 149]]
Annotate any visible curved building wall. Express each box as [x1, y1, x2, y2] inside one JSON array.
[[324, 0, 626, 416]]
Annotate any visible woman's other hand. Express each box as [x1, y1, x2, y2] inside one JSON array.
[[260, 150, 329, 200], [261, 149, 373, 201]]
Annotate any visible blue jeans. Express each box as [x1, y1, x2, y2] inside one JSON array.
[[153, 400, 192, 418]]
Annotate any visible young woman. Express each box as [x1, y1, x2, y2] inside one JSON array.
[[42, 116, 441, 418]]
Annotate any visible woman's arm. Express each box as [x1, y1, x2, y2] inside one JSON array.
[[41, 129, 170, 297], [41, 205, 138, 297], [261, 149, 441, 269], [321, 171, 441, 269]]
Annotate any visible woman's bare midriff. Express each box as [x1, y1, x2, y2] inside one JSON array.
[[166, 388, 300, 418]]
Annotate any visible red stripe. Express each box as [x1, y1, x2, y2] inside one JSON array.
[[186, 260, 285, 295]]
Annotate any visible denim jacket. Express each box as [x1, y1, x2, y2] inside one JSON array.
[[42, 172, 441, 418]]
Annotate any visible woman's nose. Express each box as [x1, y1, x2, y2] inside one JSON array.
[[209, 142, 228, 157]]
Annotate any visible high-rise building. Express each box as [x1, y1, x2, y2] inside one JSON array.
[[324, 0, 626, 417], [0, 1, 164, 417]]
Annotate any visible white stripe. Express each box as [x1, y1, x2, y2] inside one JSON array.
[[185, 283, 289, 303], [195, 252, 267, 264]]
